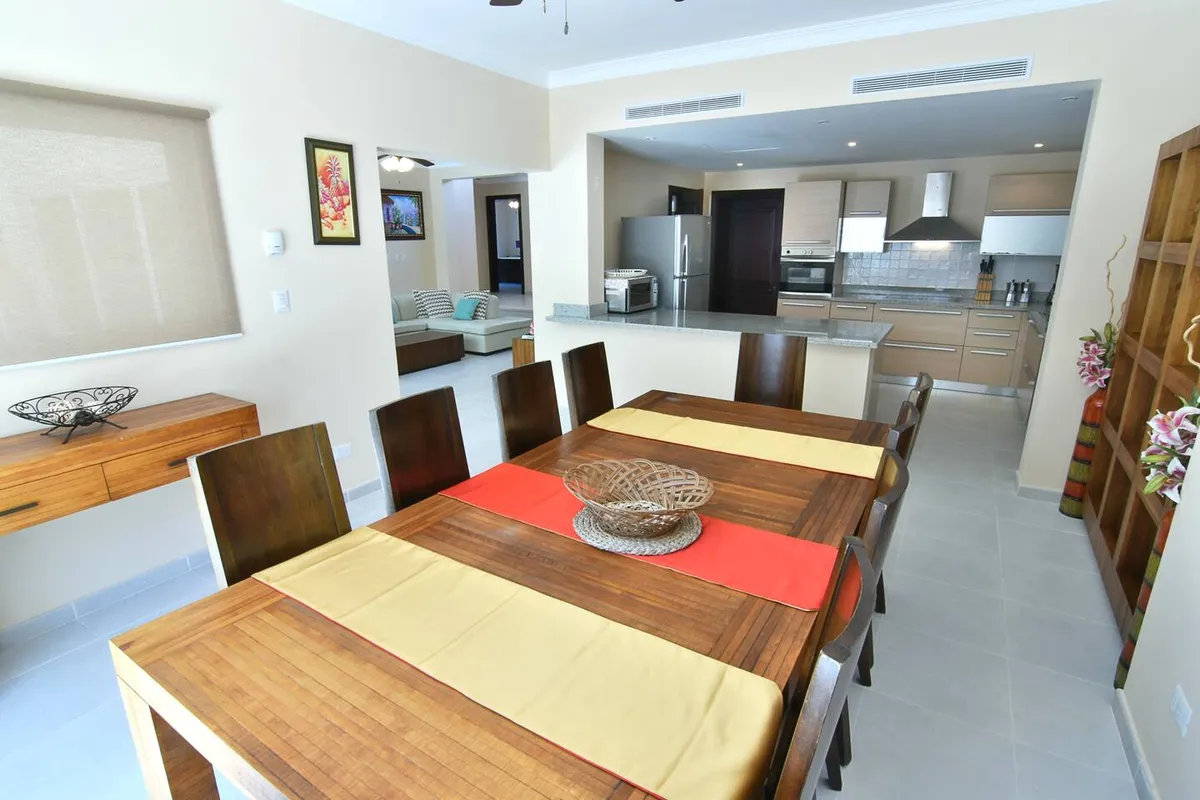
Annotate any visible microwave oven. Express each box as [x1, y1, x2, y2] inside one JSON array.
[[605, 275, 658, 313]]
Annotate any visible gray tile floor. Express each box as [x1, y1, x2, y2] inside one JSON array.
[[0, 361, 1136, 799]]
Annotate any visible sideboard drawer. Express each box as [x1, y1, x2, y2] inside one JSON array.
[[0, 466, 110, 536], [104, 427, 246, 500]]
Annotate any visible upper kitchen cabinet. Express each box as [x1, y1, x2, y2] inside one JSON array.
[[782, 180, 844, 253], [840, 180, 891, 253], [984, 173, 1077, 214], [981, 172, 1077, 256]]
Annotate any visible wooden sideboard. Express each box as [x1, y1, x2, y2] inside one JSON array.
[[0, 394, 259, 536]]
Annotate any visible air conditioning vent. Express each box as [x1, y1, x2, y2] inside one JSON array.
[[852, 58, 1031, 95], [625, 93, 744, 121]]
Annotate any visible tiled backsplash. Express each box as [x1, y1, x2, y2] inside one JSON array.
[[842, 244, 1061, 291], [843, 242, 981, 289]]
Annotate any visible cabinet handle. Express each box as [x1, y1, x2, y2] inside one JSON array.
[[167, 457, 189, 468], [970, 349, 1011, 357], [879, 307, 963, 316], [971, 331, 1013, 338], [1028, 318, 1037, 326], [782, 301, 826, 308], [883, 343, 958, 352], [0, 501, 38, 518], [992, 207, 1072, 214], [975, 312, 1015, 318], [835, 304, 870, 310], [844, 211, 882, 217], [1037, 334, 1045, 340], [784, 239, 832, 245]]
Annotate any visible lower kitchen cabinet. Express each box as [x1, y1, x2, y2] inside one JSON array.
[[876, 341, 963, 381], [829, 301, 875, 321], [777, 297, 830, 319], [873, 305, 968, 345], [959, 347, 1018, 385]]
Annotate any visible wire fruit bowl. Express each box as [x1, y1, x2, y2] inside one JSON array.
[[8, 386, 139, 444], [563, 459, 713, 539]]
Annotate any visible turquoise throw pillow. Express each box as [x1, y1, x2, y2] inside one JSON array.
[[453, 297, 481, 320]]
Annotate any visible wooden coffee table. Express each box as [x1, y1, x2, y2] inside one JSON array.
[[394, 331, 464, 374]]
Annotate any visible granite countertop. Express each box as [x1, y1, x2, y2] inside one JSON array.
[[827, 285, 1051, 313], [547, 308, 892, 349]]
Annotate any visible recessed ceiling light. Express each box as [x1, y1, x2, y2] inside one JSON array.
[[816, 120, 831, 125], [1034, 143, 1045, 148], [736, 162, 744, 167], [1061, 95, 1079, 102], [847, 141, 857, 147]]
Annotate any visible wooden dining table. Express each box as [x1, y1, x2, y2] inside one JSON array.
[[111, 390, 889, 799]]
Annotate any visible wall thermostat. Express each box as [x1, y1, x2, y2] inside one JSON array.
[[262, 230, 285, 255]]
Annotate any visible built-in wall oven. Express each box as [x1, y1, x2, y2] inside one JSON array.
[[779, 248, 835, 296]]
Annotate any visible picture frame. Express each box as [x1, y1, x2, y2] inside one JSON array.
[[304, 137, 361, 245], [381, 190, 427, 241]]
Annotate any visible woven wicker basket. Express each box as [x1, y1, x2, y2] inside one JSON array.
[[563, 459, 714, 539]]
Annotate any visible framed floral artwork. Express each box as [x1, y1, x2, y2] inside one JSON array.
[[304, 138, 360, 245], [381, 190, 426, 241]]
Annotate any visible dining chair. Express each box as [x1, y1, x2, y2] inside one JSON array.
[[885, 401, 920, 462], [772, 537, 876, 798], [854, 449, 910, 688], [190, 423, 350, 588], [734, 332, 808, 410], [494, 360, 563, 460], [370, 387, 470, 514], [562, 341, 614, 429]]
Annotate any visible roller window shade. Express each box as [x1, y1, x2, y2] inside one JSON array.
[[0, 87, 240, 366]]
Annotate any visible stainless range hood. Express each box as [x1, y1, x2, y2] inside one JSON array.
[[886, 172, 979, 243]]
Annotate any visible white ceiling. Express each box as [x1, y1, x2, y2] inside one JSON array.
[[282, 0, 1106, 87], [601, 83, 1094, 171]]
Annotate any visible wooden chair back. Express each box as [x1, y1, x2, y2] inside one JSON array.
[[774, 537, 876, 799], [886, 401, 920, 461], [860, 450, 909, 576], [562, 341, 614, 429], [190, 423, 350, 588], [734, 332, 808, 410], [494, 361, 563, 460], [370, 387, 470, 514], [911, 371, 933, 417]]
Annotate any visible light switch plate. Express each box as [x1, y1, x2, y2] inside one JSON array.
[[1172, 685, 1191, 737], [332, 443, 351, 461], [272, 289, 291, 314]]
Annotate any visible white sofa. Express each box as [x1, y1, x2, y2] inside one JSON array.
[[392, 292, 531, 355]]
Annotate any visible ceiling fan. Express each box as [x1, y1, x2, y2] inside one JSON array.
[[488, 0, 684, 34], [378, 154, 435, 173]]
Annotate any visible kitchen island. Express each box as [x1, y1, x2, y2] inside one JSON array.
[[544, 306, 891, 419]]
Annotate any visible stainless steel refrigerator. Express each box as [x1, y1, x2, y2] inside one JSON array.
[[619, 215, 711, 311]]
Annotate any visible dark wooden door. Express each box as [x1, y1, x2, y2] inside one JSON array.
[[710, 190, 784, 316], [668, 185, 703, 215]]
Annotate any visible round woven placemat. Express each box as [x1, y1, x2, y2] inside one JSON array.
[[573, 507, 702, 556]]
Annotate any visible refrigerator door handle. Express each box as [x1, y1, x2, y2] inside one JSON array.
[[681, 234, 690, 277], [673, 278, 683, 309]]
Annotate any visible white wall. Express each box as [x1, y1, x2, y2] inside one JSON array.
[[1123, 484, 1200, 800], [441, 178, 481, 293], [379, 165, 436, 294], [0, 0, 547, 628], [474, 179, 532, 291], [605, 145, 704, 267], [528, 0, 1200, 497]]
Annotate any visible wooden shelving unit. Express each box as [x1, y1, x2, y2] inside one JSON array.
[[1085, 124, 1200, 634]]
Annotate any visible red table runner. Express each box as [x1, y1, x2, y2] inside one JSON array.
[[441, 463, 839, 611]]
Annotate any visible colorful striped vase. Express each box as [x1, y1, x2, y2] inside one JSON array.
[[1060, 388, 1107, 518], [1116, 507, 1175, 688]]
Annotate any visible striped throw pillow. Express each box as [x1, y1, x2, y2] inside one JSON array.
[[460, 291, 492, 320], [412, 289, 453, 319]]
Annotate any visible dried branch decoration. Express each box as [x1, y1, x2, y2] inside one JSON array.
[[1185, 315, 1200, 370], [1106, 234, 1128, 328]]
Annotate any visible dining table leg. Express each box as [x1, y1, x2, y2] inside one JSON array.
[[118, 678, 220, 799]]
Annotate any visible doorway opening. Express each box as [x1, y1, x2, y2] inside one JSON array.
[[486, 194, 525, 295]]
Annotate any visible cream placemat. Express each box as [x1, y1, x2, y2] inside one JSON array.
[[255, 528, 783, 800], [589, 407, 883, 479]]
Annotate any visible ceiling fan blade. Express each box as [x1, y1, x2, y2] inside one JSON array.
[[411, 158, 436, 168], [489, 0, 522, 5]]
